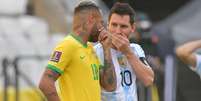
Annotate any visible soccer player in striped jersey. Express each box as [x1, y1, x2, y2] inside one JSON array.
[[94, 2, 154, 101]]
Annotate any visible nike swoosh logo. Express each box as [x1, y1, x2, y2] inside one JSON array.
[[80, 56, 85, 59]]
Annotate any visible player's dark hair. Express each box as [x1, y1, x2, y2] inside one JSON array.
[[74, 0, 100, 15], [109, 2, 136, 25]]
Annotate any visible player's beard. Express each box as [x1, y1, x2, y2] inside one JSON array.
[[88, 23, 99, 42]]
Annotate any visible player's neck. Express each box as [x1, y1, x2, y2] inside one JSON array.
[[73, 29, 89, 45]]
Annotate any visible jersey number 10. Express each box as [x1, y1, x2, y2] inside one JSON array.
[[120, 70, 132, 86]]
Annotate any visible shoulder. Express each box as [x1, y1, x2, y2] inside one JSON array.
[[130, 43, 145, 57], [93, 43, 104, 53], [54, 35, 76, 52], [93, 43, 104, 62], [93, 43, 102, 50], [130, 43, 142, 49]]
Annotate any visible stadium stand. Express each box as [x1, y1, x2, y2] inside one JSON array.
[[0, 0, 64, 101]]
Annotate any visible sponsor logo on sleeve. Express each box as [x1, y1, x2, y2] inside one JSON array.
[[50, 51, 62, 62]]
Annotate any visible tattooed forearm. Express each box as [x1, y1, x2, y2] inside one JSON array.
[[45, 71, 58, 81], [107, 71, 115, 85], [100, 48, 117, 91], [43, 89, 60, 101], [47, 91, 58, 97], [103, 60, 115, 84], [39, 69, 60, 101]]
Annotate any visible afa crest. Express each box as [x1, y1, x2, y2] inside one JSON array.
[[117, 55, 127, 68]]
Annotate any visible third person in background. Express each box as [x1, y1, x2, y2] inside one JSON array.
[[176, 39, 201, 79]]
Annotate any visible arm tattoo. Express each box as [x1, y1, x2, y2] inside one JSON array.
[[39, 69, 60, 101], [45, 70, 59, 81], [47, 91, 58, 97], [107, 72, 115, 85], [100, 49, 116, 90], [102, 60, 115, 85]]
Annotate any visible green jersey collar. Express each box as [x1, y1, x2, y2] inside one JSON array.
[[70, 32, 87, 48]]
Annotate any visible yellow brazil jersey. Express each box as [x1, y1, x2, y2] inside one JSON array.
[[47, 33, 101, 101]]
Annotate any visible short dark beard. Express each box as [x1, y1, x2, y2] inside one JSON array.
[[88, 33, 99, 42], [88, 23, 99, 42]]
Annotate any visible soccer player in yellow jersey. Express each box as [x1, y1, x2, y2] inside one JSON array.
[[39, 0, 116, 101]]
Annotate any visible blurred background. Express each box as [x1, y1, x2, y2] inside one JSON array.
[[0, 0, 201, 101]]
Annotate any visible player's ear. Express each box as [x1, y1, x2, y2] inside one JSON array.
[[107, 18, 111, 30], [107, 22, 109, 30], [88, 15, 94, 24], [131, 23, 136, 33]]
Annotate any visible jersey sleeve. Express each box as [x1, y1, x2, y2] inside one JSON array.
[[130, 43, 151, 67], [47, 41, 73, 74], [195, 54, 201, 78], [130, 43, 145, 58]]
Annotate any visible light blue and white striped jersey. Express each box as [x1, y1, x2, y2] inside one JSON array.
[[195, 54, 201, 78], [94, 43, 149, 101]]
